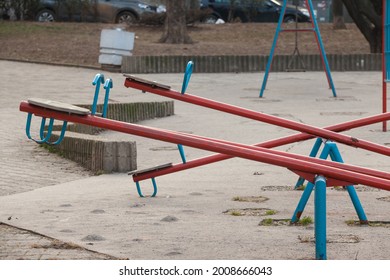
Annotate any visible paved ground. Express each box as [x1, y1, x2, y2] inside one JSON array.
[[0, 60, 389, 260]]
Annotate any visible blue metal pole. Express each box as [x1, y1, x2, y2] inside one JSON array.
[[259, 0, 288, 97], [291, 140, 331, 223], [314, 175, 327, 260], [327, 142, 368, 223], [177, 144, 187, 163], [291, 182, 314, 223], [295, 138, 323, 188], [306, 0, 337, 97]]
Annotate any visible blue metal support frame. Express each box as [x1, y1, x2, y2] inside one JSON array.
[[326, 142, 368, 223], [295, 137, 323, 188], [291, 139, 367, 224], [259, 0, 336, 97]]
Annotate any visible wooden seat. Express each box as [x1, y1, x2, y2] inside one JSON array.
[[124, 74, 171, 90], [128, 163, 173, 176], [28, 98, 91, 115]]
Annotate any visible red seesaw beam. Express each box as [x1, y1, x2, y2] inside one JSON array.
[[20, 101, 390, 191], [132, 112, 390, 182], [124, 78, 390, 157], [147, 127, 390, 182]]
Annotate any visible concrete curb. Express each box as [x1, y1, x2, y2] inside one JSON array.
[[47, 101, 175, 173], [122, 53, 382, 73]]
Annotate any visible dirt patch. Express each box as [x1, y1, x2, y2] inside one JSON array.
[[232, 195, 269, 203], [0, 21, 369, 68], [223, 208, 276, 216], [298, 234, 361, 244]]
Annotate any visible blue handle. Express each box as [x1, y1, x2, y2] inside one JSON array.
[[181, 61, 193, 95], [91, 73, 105, 115], [102, 78, 113, 118]]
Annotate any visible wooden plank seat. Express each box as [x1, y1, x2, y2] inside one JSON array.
[[28, 98, 91, 115], [123, 74, 171, 90], [128, 163, 173, 176]]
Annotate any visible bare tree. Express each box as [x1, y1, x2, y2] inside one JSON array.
[[342, 0, 382, 53], [159, 0, 193, 44], [332, 0, 346, 29]]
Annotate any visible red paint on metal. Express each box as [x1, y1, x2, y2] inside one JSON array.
[[124, 79, 390, 157], [20, 102, 390, 191]]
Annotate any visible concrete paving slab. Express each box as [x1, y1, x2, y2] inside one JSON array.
[[0, 61, 389, 259]]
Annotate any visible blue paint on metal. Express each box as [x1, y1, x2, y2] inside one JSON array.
[[26, 113, 68, 145], [91, 73, 105, 115], [26, 114, 55, 144], [295, 137, 323, 188], [314, 175, 327, 260], [135, 178, 158, 197], [177, 144, 187, 163], [306, 0, 336, 97], [291, 182, 314, 223], [151, 178, 158, 197], [326, 142, 368, 222], [292, 140, 368, 224], [259, 0, 287, 97], [102, 78, 113, 118], [260, 0, 336, 97], [181, 61, 193, 95], [291, 140, 331, 223], [385, 0, 390, 81], [135, 181, 144, 197]]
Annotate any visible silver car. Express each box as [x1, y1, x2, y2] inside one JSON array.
[[35, 0, 165, 24]]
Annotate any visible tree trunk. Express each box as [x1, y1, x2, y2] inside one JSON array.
[[341, 0, 382, 53], [332, 0, 346, 29], [159, 0, 193, 44]]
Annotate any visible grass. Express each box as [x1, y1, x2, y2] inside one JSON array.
[[41, 143, 64, 157], [265, 209, 277, 215], [298, 216, 313, 226], [230, 210, 243, 216], [260, 216, 313, 226], [261, 218, 274, 226], [0, 21, 66, 36]]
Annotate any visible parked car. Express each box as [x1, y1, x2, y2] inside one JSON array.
[[35, 0, 165, 24], [200, 0, 311, 23]]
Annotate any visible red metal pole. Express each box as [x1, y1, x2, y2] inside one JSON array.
[[19, 102, 390, 191], [124, 79, 390, 156], [133, 111, 390, 182], [140, 127, 390, 182]]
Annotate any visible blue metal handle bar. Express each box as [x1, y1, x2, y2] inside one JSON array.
[[26, 114, 55, 144], [135, 178, 158, 197], [177, 144, 187, 163], [102, 78, 113, 118], [181, 61, 193, 95], [91, 73, 105, 115]]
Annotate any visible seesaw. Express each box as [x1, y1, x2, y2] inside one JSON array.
[[19, 99, 390, 191], [20, 70, 389, 260]]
